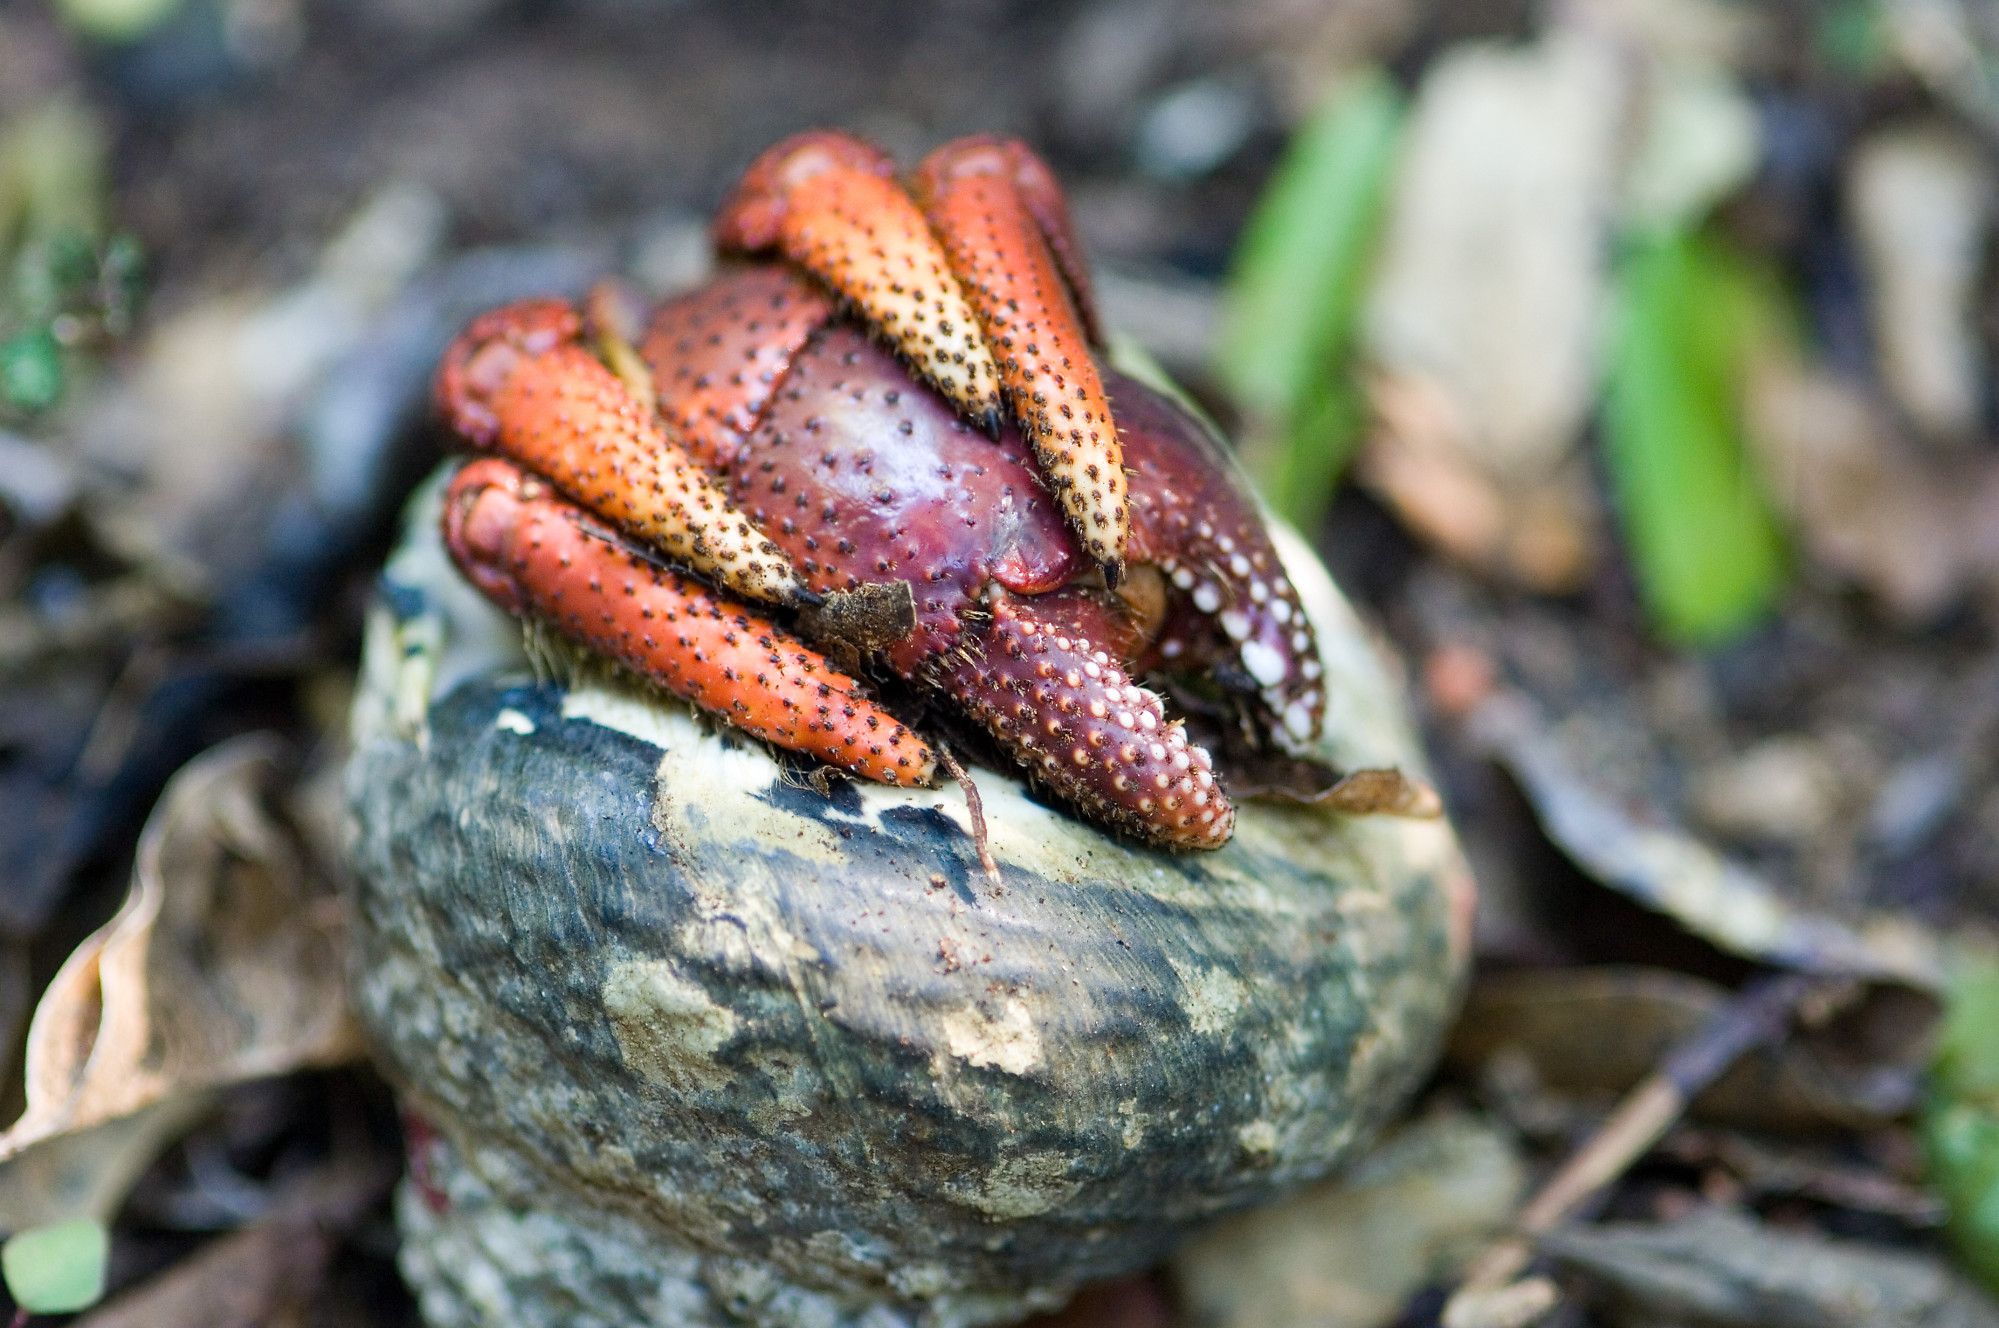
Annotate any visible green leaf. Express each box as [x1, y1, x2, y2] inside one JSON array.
[[1217, 67, 1403, 427], [1927, 959, 1999, 1293], [0, 327, 64, 413], [1260, 371, 1366, 532], [1603, 230, 1788, 645], [1816, 0, 1887, 76], [2, 1217, 107, 1314], [55, 0, 187, 43]]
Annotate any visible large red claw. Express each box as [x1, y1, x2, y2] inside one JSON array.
[[911, 137, 1129, 579], [713, 130, 1004, 429], [1114, 371, 1325, 750], [941, 590, 1233, 850], [443, 458, 937, 788], [436, 298, 803, 608], [640, 266, 835, 470]]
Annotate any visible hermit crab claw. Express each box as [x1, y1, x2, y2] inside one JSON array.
[[711, 130, 1005, 436], [911, 136, 1129, 585], [435, 299, 808, 608], [712, 129, 1131, 585]]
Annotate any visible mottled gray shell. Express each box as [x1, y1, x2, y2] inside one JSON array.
[[345, 469, 1471, 1328]]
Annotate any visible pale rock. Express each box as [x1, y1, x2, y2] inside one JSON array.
[[1364, 31, 1624, 481], [1846, 124, 1993, 443]]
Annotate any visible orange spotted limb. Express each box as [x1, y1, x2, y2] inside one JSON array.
[[437, 299, 804, 607], [712, 130, 1004, 432], [940, 590, 1231, 849], [912, 137, 1130, 580], [443, 457, 936, 787]]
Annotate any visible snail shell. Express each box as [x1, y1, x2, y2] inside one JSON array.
[[345, 467, 1471, 1328]]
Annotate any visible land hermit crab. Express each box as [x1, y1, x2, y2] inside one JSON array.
[[346, 128, 1467, 1328], [434, 129, 1329, 850]]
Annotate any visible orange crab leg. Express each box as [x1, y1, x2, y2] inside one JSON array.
[[990, 139, 1104, 344], [712, 130, 1004, 433], [911, 137, 1129, 581], [443, 458, 936, 787], [640, 266, 836, 469], [437, 299, 804, 607]]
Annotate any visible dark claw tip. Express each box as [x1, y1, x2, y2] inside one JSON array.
[[980, 408, 1002, 441], [1102, 559, 1124, 590], [791, 586, 826, 608]]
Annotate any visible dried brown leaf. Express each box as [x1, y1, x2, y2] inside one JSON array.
[[0, 734, 362, 1165], [1319, 766, 1445, 818], [1448, 966, 1936, 1133], [1357, 369, 1598, 593], [1746, 360, 1999, 621]]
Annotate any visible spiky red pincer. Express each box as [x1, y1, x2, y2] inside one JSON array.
[[911, 137, 1129, 579], [437, 299, 803, 608], [943, 591, 1234, 849], [713, 130, 1003, 429], [640, 266, 834, 470], [442, 457, 937, 788]]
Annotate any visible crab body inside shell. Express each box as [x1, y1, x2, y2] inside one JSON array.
[[435, 131, 1325, 849]]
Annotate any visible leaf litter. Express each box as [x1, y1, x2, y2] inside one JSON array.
[[3, 0, 1999, 1323]]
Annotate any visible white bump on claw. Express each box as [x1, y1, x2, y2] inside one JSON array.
[[1149, 743, 1167, 761], [1271, 600, 1291, 623], [1219, 610, 1251, 641], [1230, 554, 1251, 577], [1240, 640, 1287, 687], [1291, 631, 1311, 652], [1171, 751, 1191, 772], [1171, 567, 1195, 590], [1302, 659, 1322, 680], [1160, 639, 1183, 659], [1192, 583, 1222, 614], [1248, 579, 1268, 603], [1139, 712, 1159, 731], [1283, 700, 1316, 741], [1117, 711, 1135, 728]]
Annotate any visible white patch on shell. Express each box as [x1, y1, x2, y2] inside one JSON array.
[[1167, 958, 1251, 1036], [943, 1151, 1081, 1219], [602, 958, 738, 1093], [941, 997, 1043, 1075], [493, 707, 537, 735]]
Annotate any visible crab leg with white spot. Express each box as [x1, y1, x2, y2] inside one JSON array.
[[941, 591, 1233, 849]]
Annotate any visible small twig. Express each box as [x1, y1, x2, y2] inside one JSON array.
[[1442, 971, 1815, 1328], [937, 745, 1002, 888]]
